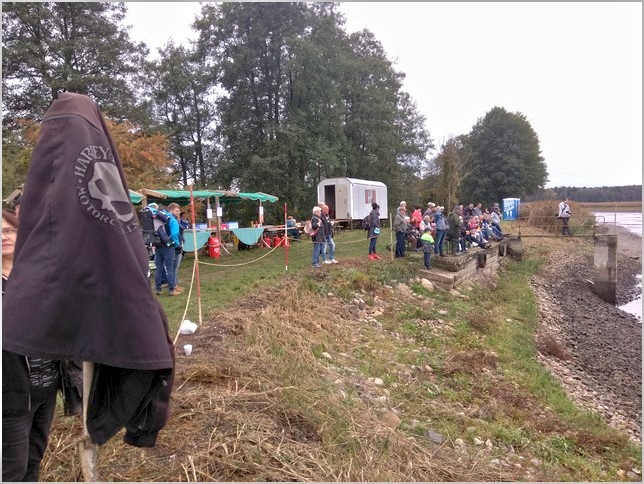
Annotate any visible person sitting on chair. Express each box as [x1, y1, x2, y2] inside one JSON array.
[[287, 216, 300, 241]]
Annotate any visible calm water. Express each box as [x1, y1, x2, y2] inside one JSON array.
[[593, 212, 642, 237], [593, 212, 642, 320]]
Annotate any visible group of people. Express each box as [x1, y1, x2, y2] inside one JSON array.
[[393, 200, 505, 263], [306, 198, 507, 270], [308, 201, 385, 265]]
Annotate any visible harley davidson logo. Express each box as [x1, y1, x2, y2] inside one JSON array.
[[74, 145, 138, 234]]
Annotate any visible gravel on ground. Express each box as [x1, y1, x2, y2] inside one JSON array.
[[530, 225, 642, 442]]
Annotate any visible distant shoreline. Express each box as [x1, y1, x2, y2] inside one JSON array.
[[580, 201, 642, 212]]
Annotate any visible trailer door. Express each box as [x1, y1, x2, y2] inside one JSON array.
[[324, 185, 336, 219], [335, 184, 348, 220]]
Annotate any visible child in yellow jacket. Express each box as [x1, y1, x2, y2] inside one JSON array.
[[420, 228, 435, 270]]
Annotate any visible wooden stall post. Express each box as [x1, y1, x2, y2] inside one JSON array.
[[189, 185, 203, 326], [206, 197, 213, 229]]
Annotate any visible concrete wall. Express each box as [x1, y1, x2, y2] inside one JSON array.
[[421, 243, 505, 291], [593, 235, 617, 305]]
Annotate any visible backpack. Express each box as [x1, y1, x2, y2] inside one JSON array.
[[140, 208, 171, 246], [304, 219, 318, 237], [362, 215, 370, 230]]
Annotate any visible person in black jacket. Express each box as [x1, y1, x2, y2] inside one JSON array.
[[2, 93, 175, 458], [367, 203, 381, 260], [321, 204, 338, 264], [310, 206, 326, 267], [2, 209, 82, 482]]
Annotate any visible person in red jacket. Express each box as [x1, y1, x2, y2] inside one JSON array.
[[410, 206, 423, 230]]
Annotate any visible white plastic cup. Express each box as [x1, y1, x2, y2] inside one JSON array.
[[183, 344, 193, 356]]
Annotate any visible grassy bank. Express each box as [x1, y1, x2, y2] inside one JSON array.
[[160, 228, 395, 335], [42, 227, 641, 481]]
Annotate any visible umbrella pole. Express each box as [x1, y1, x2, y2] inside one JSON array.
[[78, 361, 98, 481]]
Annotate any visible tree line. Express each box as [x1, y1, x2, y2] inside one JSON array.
[[3, 2, 552, 223], [524, 185, 642, 203]]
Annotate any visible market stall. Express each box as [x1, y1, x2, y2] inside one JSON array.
[[130, 188, 279, 249]]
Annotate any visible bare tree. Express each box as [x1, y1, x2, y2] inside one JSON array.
[[433, 136, 468, 210]]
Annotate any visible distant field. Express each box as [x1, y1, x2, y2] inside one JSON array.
[[578, 201, 642, 212]]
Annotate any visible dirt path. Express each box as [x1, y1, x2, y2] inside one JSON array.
[[530, 227, 642, 441]]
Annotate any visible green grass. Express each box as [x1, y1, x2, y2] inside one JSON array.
[[153, 226, 640, 481], [159, 228, 393, 333]]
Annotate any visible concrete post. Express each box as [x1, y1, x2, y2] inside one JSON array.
[[593, 235, 617, 305]]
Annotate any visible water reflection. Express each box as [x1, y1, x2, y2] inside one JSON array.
[[593, 212, 642, 237], [618, 275, 642, 321]]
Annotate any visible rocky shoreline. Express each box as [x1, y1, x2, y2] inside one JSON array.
[[531, 225, 642, 442]]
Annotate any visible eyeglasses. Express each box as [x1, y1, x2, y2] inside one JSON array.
[[2, 227, 18, 237]]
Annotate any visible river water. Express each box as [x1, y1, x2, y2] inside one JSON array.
[[593, 212, 642, 320]]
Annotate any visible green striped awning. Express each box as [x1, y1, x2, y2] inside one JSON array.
[[129, 190, 145, 205], [139, 189, 278, 205]]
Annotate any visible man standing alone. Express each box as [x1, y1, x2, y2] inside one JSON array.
[[558, 197, 572, 236]]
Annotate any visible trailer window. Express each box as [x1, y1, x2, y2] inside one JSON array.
[[365, 189, 376, 204]]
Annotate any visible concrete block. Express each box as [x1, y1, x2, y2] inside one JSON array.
[[593, 235, 617, 304]]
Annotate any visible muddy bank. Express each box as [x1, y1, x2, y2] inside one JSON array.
[[531, 228, 642, 442]]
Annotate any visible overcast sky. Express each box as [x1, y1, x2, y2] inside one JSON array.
[[125, 2, 642, 189]]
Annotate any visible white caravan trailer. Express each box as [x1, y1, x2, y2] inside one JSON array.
[[317, 177, 388, 221]]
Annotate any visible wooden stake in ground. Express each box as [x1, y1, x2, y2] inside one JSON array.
[[78, 361, 98, 481], [189, 185, 203, 328]]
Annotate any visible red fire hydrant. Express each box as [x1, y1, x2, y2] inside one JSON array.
[[208, 234, 220, 259]]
